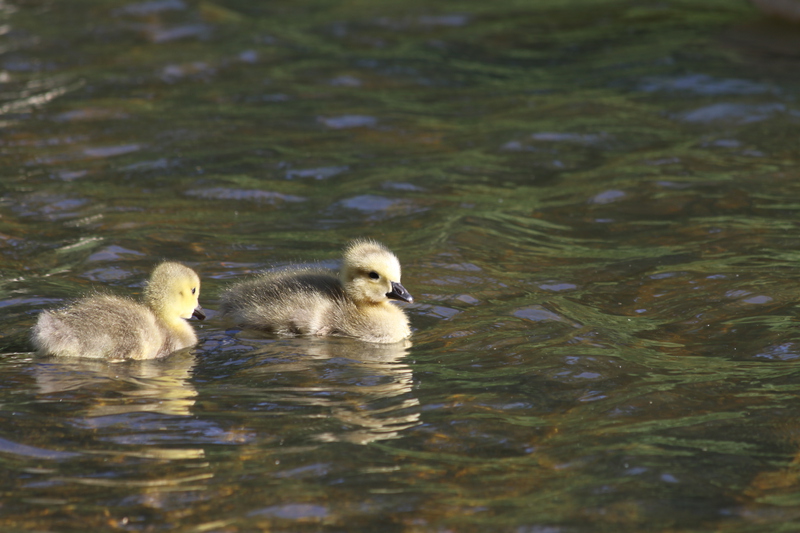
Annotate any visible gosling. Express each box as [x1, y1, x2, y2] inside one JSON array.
[[31, 262, 205, 360], [220, 239, 413, 344]]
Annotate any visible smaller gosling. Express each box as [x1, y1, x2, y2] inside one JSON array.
[[220, 239, 413, 344], [31, 262, 205, 360]]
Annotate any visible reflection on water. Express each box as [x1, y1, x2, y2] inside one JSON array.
[[0, 435, 80, 460], [227, 336, 420, 445], [2, 0, 800, 530], [34, 351, 199, 417], [32, 351, 208, 467], [0, 352, 215, 528]]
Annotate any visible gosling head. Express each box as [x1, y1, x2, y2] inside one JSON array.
[[340, 240, 413, 305], [144, 262, 205, 321]]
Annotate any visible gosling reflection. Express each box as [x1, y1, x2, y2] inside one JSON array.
[[34, 351, 199, 418], [33, 350, 215, 513], [244, 337, 420, 445]]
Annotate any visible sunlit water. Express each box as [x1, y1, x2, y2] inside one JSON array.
[[2, 0, 800, 530]]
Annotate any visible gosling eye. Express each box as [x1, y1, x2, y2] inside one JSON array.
[[191, 287, 197, 295], [368, 271, 380, 280]]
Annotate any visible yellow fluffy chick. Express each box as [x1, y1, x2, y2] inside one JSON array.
[[220, 239, 413, 344], [31, 262, 205, 360]]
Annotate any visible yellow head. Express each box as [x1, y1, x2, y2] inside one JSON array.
[[340, 240, 413, 305], [144, 262, 204, 321]]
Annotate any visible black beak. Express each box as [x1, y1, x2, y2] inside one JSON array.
[[387, 281, 413, 303], [192, 306, 206, 321]]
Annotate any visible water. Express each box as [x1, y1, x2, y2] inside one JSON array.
[[2, 0, 800, 530]]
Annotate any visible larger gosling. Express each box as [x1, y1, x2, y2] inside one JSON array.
[[31, 262, 205, 360], [220, 239, 413, 344]]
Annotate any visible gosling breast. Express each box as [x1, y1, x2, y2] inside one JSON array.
[[31, 262, 204, 360], [220, 240, 413, 344]]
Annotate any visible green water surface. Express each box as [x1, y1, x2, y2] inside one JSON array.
[[2, 0, 800, 531]]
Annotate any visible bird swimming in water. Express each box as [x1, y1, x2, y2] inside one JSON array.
[[220, 239, 413, 344], [31, 261, 205, 360]]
